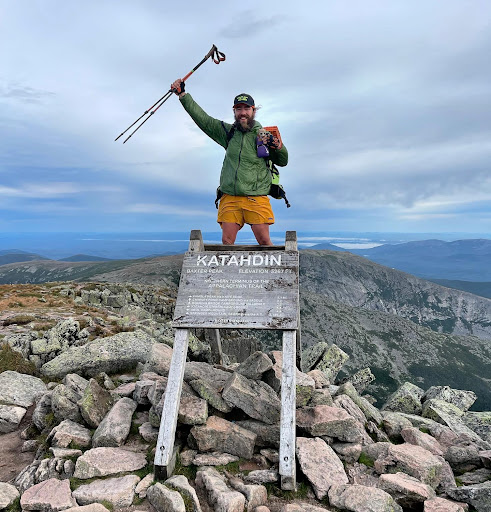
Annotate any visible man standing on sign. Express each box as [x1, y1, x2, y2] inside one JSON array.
[[171, 79, 288, 246]]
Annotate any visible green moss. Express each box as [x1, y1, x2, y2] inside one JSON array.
[[67, 441, 85, 450], [179, 492, 195, 512], [264, 481, 310, 500], [0, 343, 38, 375], [419, 426, 430, 434], [3, 314, 35, 325], [35, 430, 50, 454], [427, 466, 440, 487], [215, 460, 248, 475], [100, 500, 114, 511], [5, 497, 21, 512], [44, 412, 56, 428], [17, 292, 42, 298], [129, 421, 140, 436], [132, 495, 147, 507], [69, 475, 101, 490], [80, 283, 99, 291], [173, 456, 197, 481], [358, 453, 375, 467], [7, 301, 25, 308], [133, 461, 154, 480]]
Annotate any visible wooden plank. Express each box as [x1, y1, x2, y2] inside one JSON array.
[[284, 232, 302, 368], [279, 330, 296, 490], [204, 244, 285, 252], [285, 231, 297, 251], [189, 230, 204, 252], [154, 328, 189, 479]]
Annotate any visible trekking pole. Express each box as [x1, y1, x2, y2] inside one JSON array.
[[115, 44, 226, 144]]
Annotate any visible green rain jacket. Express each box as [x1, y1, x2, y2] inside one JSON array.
[[180, 93, 288, 197]]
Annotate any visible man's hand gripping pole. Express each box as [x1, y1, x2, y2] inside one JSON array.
[[115, 44, 225, 144]]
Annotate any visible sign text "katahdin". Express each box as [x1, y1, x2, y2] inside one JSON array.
[[196, 254, 282, 267]]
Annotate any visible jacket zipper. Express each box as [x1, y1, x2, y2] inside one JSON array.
[[234, 132, 244, 196]]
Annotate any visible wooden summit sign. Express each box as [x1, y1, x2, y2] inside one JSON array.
[[155, 230, 300, 491], [173, 249, 299, 329]]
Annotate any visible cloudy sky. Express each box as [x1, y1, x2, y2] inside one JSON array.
[[1, 0, 490, 235]]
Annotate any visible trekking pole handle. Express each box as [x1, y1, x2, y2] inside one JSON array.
[[181, 44, 226, 82], [209, 44, 226, 64]]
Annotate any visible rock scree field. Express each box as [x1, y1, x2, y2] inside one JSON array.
[[0, 253, 491, 511]]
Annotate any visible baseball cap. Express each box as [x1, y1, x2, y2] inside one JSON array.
[[233, 94, 255, 108]]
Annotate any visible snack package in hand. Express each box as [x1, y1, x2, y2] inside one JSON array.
[[263, 126, 282, 148]]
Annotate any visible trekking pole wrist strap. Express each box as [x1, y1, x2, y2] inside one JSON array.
[[208, 44, 226, 64]]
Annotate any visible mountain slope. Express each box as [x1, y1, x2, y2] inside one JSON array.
[[0, 250, 50, 266], [0, 259, 136, 284], [299, 291, 491, 409], [300, 250, 491, 340], [0, 255, 183, 288]]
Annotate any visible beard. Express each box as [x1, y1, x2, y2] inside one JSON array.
[[234, 112, 255, 132]]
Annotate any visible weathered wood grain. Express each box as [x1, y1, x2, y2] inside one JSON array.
[[154, 328, 189, 475], [280, 329, 297, 490], [173, 251, 299, 329]]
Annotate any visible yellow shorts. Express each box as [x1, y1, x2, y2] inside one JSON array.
[[217, 194, 275, 228]]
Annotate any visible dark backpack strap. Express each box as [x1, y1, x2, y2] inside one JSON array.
[[221, 121, 235, 147], [215, 187, 223, 209]]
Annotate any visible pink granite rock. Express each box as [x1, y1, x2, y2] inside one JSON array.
[[329, 483, 402, 512], [296, 437, 348, 499], [20, 478, 76, 511], [375, 443, 448, 489], [424, 497, 468, 512], [296, 405, 365, 442], [401, 427, 444, 456], [191, 416, 256, 459], [379, 472, 435, 507]]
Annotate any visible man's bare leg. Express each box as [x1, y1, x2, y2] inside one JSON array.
[[251, 224, 273, 246], [221, 222, 241, 245]]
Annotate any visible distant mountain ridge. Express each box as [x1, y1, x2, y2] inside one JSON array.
[[429, 279, 491, 299], [0, 250, 49, 266], [0, 249, 114, 266], [58, 254, 113, 262], [310, 238, 491, 281], [0, 249, 32, 255]]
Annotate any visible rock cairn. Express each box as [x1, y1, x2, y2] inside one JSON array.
[[1, 326, 491, 512]]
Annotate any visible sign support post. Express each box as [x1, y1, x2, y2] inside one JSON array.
[[154, 230, 300, 489]]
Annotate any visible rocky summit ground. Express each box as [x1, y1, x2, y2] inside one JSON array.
[[1, 282, 491, 512]]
